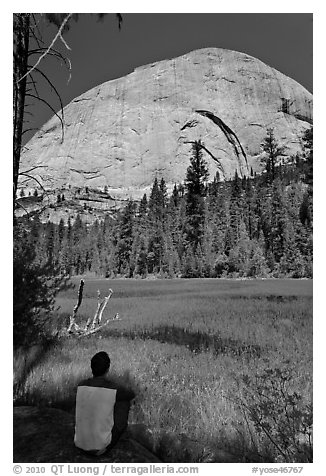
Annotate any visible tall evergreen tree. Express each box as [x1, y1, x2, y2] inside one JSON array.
[[116, 200, 136, 276], [184, 140, 209, 250], [228, 170, 244, 248], [267, 180, 288, 263], [148, 178, 166, 273], [171, 184, 180, 208], [261, 128, 285, 182], [302, 126, 313, 185]]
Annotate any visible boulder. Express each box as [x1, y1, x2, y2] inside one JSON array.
[[13, 406, 161, 463]]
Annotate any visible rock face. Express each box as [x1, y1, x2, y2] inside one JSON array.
[[13, 406, 161, 463], [20, 47, 312, 199]]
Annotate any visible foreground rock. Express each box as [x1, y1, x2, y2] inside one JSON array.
[[20, 47, 312, 203], [13, 406, 161, 463]]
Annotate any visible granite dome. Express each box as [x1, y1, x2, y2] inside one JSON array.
[[20, 47, 313, 199]]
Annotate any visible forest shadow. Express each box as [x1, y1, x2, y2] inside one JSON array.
[[103, 325, 263, 358], [225, 294, 301, 302]]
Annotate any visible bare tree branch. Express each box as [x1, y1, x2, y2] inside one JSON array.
[[14, 198, 31, 217], [31, 66, 65, 121], [25, 72, 40, 98], [22, 128, 39, 136], [67, 279, 84, 333], [86, 288, 113, 331], [17, 13, 73, 84], [25, 93, 64, 142], [80, 313, 121, 338], [28, 47, 71, 68], [63, 282, 120, 337], [30, 14, 44, 47], [20, 165, 47, 174], [18, 172, 47, 192]]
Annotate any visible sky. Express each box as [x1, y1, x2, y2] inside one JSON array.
[[23, 12, 313, 144]]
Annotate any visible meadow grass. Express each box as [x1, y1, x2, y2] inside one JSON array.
[[14, 278, 313, 462]]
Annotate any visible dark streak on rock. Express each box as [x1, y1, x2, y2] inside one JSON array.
[[292, 113, 313, 125], [180, 120, 199, 131], [219, 77, 236, 83], [73, 98, 92, 103], [196, 109, 248, 171]]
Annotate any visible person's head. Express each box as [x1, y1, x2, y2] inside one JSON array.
[[91, 351, 111, 377]]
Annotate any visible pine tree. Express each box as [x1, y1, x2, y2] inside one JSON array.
[[44, 221, 55, 265], [243, 177, 257, 240], [171, 184, 180, 207], [248, 242, 269, 277], [135, 236, 148, 277], [272, 181, 289, 262], [159, 177, 168, 213], [60, 217, 73, 275], [148, 178, 165, 273], [302, 126, 313, 185], [166, 186, 185, 269], [279, 221, 306, 278], [207, 179, 228, 257], [184, 140, 209, 250], [261, 128, 285, 182], [299, 191, 313, 228], [116, 200, 136, 276], [227, 221, 252, 276], [181, 246, 197, 278], [58, 218, 65, 243], [228, 170, 244, 249], [149, 177, 166, 224]]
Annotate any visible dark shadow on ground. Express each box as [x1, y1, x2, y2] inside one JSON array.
[[226, 294, 303, 303], [103, 325, 262, 358], [14, 406, 266, 463]]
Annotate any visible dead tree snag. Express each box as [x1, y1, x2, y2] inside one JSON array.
[[67, 279, 84, 333], [66, 279, 120, 337]]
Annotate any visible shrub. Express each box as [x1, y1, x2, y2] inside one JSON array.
[[13, 220, 68, 345], [232, 365, 312, 462]]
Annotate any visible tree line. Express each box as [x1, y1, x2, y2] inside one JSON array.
[[19, 128, 313, 280]]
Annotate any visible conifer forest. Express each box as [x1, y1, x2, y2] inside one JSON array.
[[15, 127, 313, 282]]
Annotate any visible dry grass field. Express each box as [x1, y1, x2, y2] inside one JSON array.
[[14, 278, 313, 463]]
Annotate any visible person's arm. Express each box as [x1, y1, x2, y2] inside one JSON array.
[[116, 386, 135, 401]]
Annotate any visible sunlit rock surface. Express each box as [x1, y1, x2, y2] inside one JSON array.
[[20, 48, 312, 199]]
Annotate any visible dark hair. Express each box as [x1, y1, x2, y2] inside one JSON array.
[[91, 351, 111, 377]]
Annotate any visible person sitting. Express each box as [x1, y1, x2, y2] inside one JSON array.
[[74, 351, 135, 456]]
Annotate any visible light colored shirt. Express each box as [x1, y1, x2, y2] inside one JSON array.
[[74, 376, 135, 453], [75, 385, 116, 451]]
